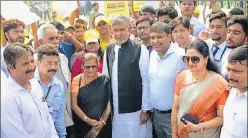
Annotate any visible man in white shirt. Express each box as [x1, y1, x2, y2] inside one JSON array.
[[1, 43, 58, 138], [179, 1, 207, 37], [220, 45, 247, 138]]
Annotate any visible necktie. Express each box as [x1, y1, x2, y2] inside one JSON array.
[[212, 45, 219, 57]]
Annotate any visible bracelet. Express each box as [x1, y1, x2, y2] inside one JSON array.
[[83, 115, 88, 121], [199, 123, 204, 131], [102, 120, 106, 125]]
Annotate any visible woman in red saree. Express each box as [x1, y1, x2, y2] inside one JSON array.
[[171, 40, 229, 138]]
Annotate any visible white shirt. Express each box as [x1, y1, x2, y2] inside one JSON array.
[[103, 43, 152, 138], [220, 88, 247, 138], [1, 77, 58, 138], [1, 69, 8, 97], [148, 43, 186, 110]]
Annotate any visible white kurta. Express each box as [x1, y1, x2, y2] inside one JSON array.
[[103, 44, 152, 138]]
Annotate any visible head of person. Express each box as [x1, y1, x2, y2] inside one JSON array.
[[136, 17, 154, 42], [92, 2, 99, 12], [227, 15, 248, 49], [50, 21, 65, 44], [180, 1, 197, 18], [170, 16, 191, 47], [150, 22, 172, 54], [228, 7, 244, 16], [208, 10, 228, 42], [75, 15, 88, 30], [64, 22, 75, 35], [95, 16, 111, 36], [37, 45, 60, 78], [74, 25, 85, 42], [226, 45, 247, 91], [183, 39, 218, 73], [111, 15, 130, 45], [37, 23, 59, 46], [129, 17, 138, 37], [139, 6, 156, 20], [3, 19, 25, 43], [4, 43, 35, 82], [84, 29, 101, 55], [82, 53, 99, 77], [156, 6, 178, 23]]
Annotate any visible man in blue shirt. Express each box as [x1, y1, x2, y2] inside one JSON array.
[[35, 45, 66, 138], [148, 22, 186, 138]]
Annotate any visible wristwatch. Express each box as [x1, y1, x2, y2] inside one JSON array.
[[83, 114, 88, 121]]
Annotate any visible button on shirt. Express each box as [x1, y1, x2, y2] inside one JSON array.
[[220, 88, 247, 138], [1, 77, 58, 138], [35, 71, 66, 138], [148, 43, 186, 110]]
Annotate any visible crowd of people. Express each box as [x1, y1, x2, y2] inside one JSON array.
[[1, 1, 247, 138]]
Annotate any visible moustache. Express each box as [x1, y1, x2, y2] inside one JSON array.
[[26, 68, 35, 74], [48, 69, 57, 73], [229, 78, 238, 83]]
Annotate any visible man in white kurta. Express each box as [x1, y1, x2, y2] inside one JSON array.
[[103, 15, 152, 138]]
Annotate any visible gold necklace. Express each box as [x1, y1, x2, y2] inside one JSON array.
[[192, 71, 208, 83]]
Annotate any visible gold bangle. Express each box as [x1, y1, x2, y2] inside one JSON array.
[[102, 120, 106, 125]]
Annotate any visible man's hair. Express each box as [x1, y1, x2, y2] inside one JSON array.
[[228, 45, 248, 66], [92, 2, 99, 8], [49, 21, 65, 31], [156, 6, 178, 19], [37, 44, 59, 61], [150, 22, 171, 34], [140, 5, 156, 15], [208, 10, 228, 26], [37, 23, 57, 40], [136, 17, 155, 26], [3, 19, 25, 33], [170, 16, 190, 31], [227, 15, 248, 36], [229, 7, 244, 16], [112, 15, 129, 27], [180, 1, 197, 6], [4, 43, 34, 69]]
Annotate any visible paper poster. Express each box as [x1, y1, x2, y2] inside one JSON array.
[[133, 1, 145, 12], [52, 1, 78, 21], [1, 1, 40, 25], [104, 1, 130, 18]]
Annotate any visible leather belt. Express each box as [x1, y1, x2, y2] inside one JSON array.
[[156, 109, 172, 114]]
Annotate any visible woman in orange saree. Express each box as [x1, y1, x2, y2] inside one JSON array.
[[171, 40, 229, 138]]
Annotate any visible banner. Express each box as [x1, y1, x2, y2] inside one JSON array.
[[52, 1, 78, 22], [1, 1, 40, 25], [133, 1, 145, 12], [104, 1, 130, 18]]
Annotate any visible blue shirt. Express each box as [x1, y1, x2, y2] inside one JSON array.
[[190, 16, 207, 37], [1, 77, 58, 138], [58, 41, 76, 71], [148, 43, 187, 110], [35, 71, 66, 138]]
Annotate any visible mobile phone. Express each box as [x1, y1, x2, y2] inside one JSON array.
[[181, 113, 199, 125]]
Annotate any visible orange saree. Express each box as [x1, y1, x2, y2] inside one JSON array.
[[174, 70, 229, 138]]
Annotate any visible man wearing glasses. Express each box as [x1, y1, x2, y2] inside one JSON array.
[[34, 45, 66, 138]]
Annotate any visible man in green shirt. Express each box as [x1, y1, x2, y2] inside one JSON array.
[[89, 2, 99, 29]]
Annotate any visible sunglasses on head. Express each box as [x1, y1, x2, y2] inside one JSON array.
[[182, 56, 200, 64], [83, 65, 98, 71]]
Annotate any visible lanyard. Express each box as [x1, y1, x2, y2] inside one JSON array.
[[38, 81, 52, 102], [211, 44, 227, 62]]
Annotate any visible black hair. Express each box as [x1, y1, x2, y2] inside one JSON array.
[[156, 6, 178, 19], [92, 2, 99, 8], [140, 5, 156, 15], [180, 1, 197, 6], [185, 39, 219, 73], [136, 17, 155, 26], [150, 22, 171, 34], [228, 45, 248, 66], [49, 21, 65, 31], [208, 10, 228, 26], [227, 15, 248, 36], [170, 16, 190, 31], [229, 7, 244, 16]]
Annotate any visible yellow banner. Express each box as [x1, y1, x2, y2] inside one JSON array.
[[104, 1, 130, 18], [133, 1, 145, 12]]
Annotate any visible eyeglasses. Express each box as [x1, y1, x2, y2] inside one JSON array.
[[182, 56, 200, 64], [83, 65, 98, 71]]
